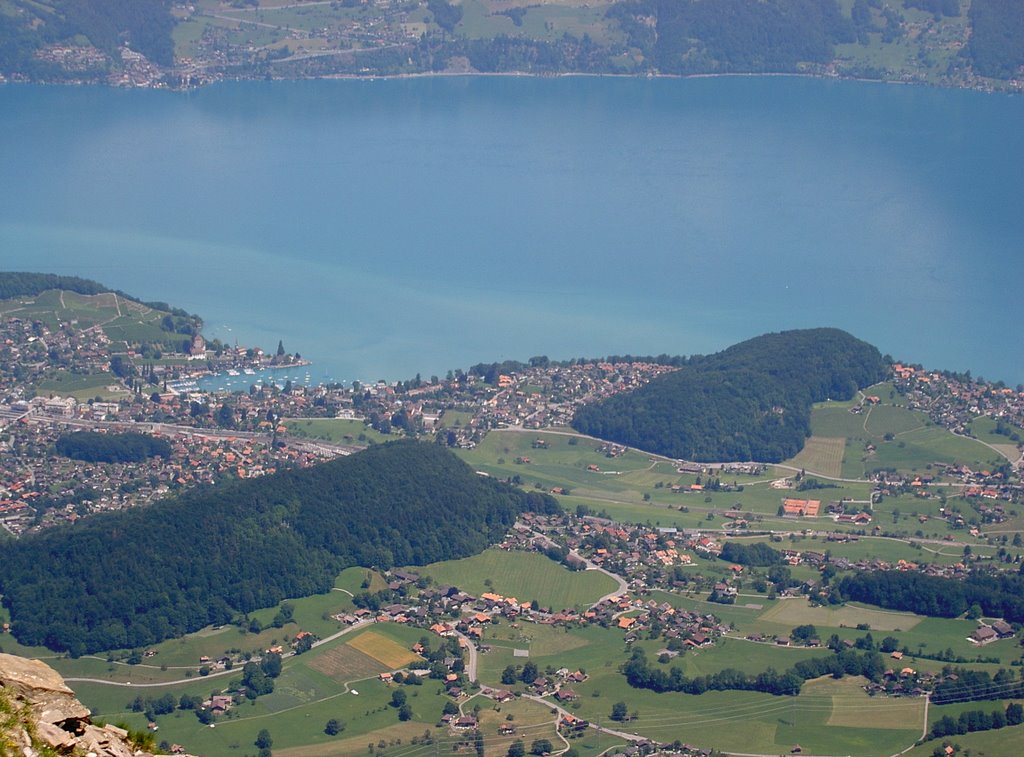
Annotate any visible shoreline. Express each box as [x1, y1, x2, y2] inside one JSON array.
[[2, 67, 1019, 96]]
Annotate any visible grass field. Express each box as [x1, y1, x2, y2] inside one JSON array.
[[904, 722, 1024, 756], [284, 418, 392, 445], [307, 643, 388, 682], [419, 548, 616, 611], [787, 436, 846, 478], [346, 631, 420, 669], [35, 370, 125, 400], [757, 600, 923, 633]]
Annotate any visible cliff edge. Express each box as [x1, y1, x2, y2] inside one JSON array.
[[0, 652, 170, 757]]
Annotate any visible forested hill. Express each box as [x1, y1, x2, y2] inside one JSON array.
[[0, 441, 558, 655], [0, 273, 112, 300], [572, 328, 887, 462]]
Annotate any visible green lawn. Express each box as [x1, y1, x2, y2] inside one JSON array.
[[35, 370, 126, 401], [904, 722, 1024, 757], [283, 418, 392, 445], [419, 549, 616, 611]]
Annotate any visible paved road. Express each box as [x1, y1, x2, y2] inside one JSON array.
[[525, 527, 627, 607], [65, 620, 371, 689], [523, 694, 643, 744], [453, 630, 478, 683]]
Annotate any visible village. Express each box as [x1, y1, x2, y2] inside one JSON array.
[[2, 295, 1023, 541]]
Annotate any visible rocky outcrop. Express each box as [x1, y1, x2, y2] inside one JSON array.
[[0, 653, 168, 757]]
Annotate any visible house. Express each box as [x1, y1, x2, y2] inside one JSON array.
[[992, 620, 1014, 638], [970, 626, 998, 644], [453, 716, 478, 730]]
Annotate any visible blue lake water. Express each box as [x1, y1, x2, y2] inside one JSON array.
[[2, 76, 1022, 385]]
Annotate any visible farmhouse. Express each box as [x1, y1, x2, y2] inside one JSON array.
[[970, 626, 998, 644]]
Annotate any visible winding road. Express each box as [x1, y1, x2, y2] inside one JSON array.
[[64, 620, 371, 689]]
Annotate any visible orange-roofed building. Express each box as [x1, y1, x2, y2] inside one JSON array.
[[782, 498, 821, 517]]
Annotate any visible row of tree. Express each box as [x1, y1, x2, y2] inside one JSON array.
[[622, 645, 885, 696], [837, 570, 1024, 623], [930, 702, 1024, 739]]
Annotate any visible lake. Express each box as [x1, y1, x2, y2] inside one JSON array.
[[2, 76, 1022, 385]]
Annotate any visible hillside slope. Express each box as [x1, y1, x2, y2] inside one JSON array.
[[0, 441, 557, 654], [572, 328, 887, 462]]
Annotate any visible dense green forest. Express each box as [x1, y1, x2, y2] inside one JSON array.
[[55, 432, 172, 464], [968, 0, 1024, 79], [0, 441, 558, 654], [608, 0, 853, 74], [838, 571, 1024, 623], [0, 272, 112, 300], [0, 272, 198, 322], [572, 328, 888, 462], [622, 645, 885, 696], [719, 542, 784, 566]]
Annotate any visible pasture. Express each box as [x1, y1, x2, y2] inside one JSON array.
[[346, 631, 421, 669], [757, 600, 923, 633], [35, 370, 125, 400], [284, 418, 392, 445], [787, 436, 846, 478], [419, 548, 617, 611], [306, 644, 387, 683]]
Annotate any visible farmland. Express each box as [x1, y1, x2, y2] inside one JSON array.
[[419, 549, 617, 611]]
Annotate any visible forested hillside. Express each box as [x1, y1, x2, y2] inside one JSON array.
[[968, 0, 1024, 79], [0, 441, 558, 654], [572, 328, 887, 462], [2, 0, 1021, 87], [0, 273, 112, 300], [609, 0, 854, 74], [0, 0, 174, 78]]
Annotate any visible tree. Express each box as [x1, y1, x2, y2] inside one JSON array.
[[216, 403, 234, 428], [428, 0, 463, 34], [325, 719, 344, 735], [277, 340, 285, 357], [390, 689, 407, 708], [610, 701, 628, 721], [260, 652, 283, 678], [520, 661, 539, 683], [501, 665, 519, 685], [529, 739, 553, 756], [1007, 702, 1023, 726], [255, 729, 273, 749], [398, 702, 413, 721], [507, 740, 525, 757]]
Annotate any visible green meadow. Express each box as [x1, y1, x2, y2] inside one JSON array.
[[35, 370, 125, 401], [418, 548, 617, 611], [284, 417, 393, 445]]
